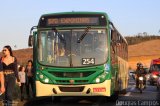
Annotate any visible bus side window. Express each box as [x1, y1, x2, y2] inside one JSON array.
[[110, 30, 116, 64], [111, 30, 116, 54]]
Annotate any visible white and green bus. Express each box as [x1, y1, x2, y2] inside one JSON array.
[[28, 12, 128, 100]]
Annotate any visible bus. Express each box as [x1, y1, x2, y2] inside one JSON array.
[[28, 12, 128, 100], [149, 58, 160, 85]]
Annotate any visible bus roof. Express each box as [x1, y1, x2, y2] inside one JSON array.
[[41, 11, 109, 18]]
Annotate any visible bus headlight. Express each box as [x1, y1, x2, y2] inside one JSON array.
[[93, 72, 107, 83], [96, 78, 100, 83], [38, 72, 52, 84], [44, 78, 49, 83], [152, 75, 158, 78], [139, 77, 143, 80]]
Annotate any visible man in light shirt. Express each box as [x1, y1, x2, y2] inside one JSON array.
[[18, 65, 26, 101]]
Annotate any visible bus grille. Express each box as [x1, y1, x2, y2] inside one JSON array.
[[50, 71, 94, 78], [59, 86, 84, 92], [56, 80, 88, 84]]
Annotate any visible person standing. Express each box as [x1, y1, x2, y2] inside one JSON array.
[[25, 60, 35, 99], [0, 61, 5, 95], [18, 65, 26, 101], [1, 45, 21, 106]]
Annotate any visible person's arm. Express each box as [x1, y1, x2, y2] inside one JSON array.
[[31, 67, 35, 77], [14, 57, 21, 87], [0, 61, 5, 94], [0, 72, 5, 94], [13, 57, 20, 82], [135, 69, 139, 78]]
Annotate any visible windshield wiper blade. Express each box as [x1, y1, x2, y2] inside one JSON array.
[[77, 26, 91, 43], [52, 27, 66, 44]]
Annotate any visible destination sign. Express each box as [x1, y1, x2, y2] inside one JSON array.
[[38, 14, 107, 27], [47, 17, 99, 26]]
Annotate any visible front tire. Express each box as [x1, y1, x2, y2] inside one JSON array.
[[106, 91, 119, 102], [139, 83, 143, 93], [53, 96, 61, 103]]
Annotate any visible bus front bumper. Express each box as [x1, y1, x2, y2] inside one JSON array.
[[36, 80, 111, 97]]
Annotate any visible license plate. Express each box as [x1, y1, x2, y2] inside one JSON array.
[[93, 87, 106, 92]]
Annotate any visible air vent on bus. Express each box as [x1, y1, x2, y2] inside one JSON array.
[[59, 86, 84, 92]]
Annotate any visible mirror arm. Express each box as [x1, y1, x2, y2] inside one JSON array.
[[30, 26, 37, 35], [28, 26, 37, 47]]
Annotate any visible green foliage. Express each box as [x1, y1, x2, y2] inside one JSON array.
[[125, 35, 160, 45]]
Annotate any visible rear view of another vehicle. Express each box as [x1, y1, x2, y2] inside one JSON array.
[[149, 58, 160, 85]]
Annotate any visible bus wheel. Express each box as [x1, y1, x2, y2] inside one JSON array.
[[52, 96, 61, 103], [106, 91, 118, 102], [111, 91, 119, 101]]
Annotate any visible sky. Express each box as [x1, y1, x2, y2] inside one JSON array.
[[0, 0, 160, 50]]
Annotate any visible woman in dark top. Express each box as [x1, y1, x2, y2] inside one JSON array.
[[1, 45, 21, 106], [25, 60, 35, 98]]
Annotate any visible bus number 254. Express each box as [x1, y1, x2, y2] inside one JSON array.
[[82, 58, 95, 65]]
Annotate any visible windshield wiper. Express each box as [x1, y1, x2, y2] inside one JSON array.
[[52, 27, 66, 44], [77, 26, 91, 43]]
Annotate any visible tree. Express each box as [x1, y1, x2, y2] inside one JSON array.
[[143, 32, 147, 36]]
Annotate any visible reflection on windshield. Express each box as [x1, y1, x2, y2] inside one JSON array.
[[152, 64, 160, 71], [38, 29, 108, 67]]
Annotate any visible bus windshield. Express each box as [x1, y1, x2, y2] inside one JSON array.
[[38, 29, 108, 67], [151, 64, 160, 71]]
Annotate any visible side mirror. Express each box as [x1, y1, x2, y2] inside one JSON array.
[[28, 35, 33, 47], [28, 26, 37, 47]]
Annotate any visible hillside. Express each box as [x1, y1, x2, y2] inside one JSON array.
[[128, 39, 160, 69]]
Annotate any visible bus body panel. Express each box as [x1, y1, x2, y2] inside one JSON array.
[[117, 56, 128, 93], [30, 12, 128, 97], [36, 80, 111, 97]]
